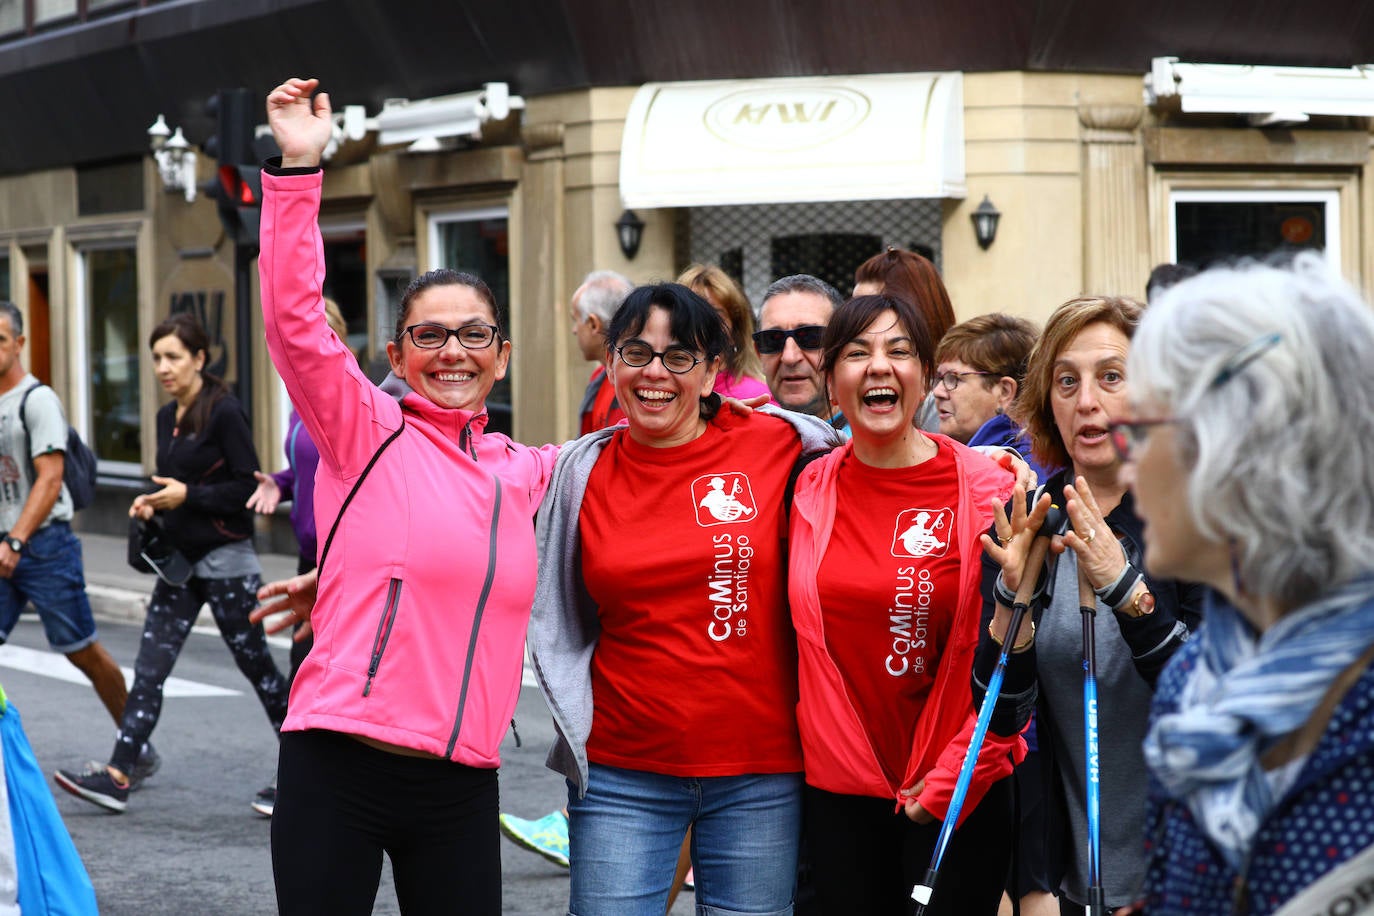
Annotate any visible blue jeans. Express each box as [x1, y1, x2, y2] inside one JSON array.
[[567, 763, 801, 916], [0, 522, 96, 652]]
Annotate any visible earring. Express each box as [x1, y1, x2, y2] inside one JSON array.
[[995, 405, 1004, 415]]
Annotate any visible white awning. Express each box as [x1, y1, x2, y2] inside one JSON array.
[[1145, 58, 1374, 125], [619, 72, 964, 209]]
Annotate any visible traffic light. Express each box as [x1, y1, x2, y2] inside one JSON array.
[[203, 88, 260, 253], [214, 164, 262, 251]]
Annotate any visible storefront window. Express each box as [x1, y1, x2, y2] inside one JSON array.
[[686, 199, 941, 306], [81, 247, 140, 467], [0, 0, 16, 36], [1171, 190, 1339, 269], [320, 225, 369, 365], [429, 208, 511, 436], [771, 233, 883, 298], [374, 269, 414, 382], [33, 0, 75, 24]]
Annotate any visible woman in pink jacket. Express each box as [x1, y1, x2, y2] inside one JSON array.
[[259, 78, 557, 916], [788, 293, 1024, 915]]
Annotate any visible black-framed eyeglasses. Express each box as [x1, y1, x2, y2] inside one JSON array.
[[615, 341, 704, 374], [936, 370, 994, 391], [1108, 418, 1177, 461], [752, 325, 825, 354], [400, 323, 500, 350]]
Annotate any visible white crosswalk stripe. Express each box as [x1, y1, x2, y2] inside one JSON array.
[[0, 644, 241, 698]]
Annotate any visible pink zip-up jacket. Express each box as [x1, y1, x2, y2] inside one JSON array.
[[789, 437, 1025, 823], [260, 169, 557, 767]]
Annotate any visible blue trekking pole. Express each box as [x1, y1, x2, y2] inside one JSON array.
[[1078, 566, 1107, 916], [912, 505, 1063, 913]]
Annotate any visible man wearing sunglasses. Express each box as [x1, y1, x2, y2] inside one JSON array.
[[754, 275, 848, 436], [569, 270, 634, 435]]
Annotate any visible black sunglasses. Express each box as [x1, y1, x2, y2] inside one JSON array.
[[752, 325, 825, 354]]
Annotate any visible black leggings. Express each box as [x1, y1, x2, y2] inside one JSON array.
[[111, 573, 288, 774], [803, 775, 1013, 916], [272, 729, 501, 916]]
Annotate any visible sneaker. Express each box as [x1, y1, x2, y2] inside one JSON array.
[[129, 743, 161, 790], [251, 777, 276, 818], [54, 764, 128, 813], [683, 867, 695, 890], [498, 809, 569, 867]]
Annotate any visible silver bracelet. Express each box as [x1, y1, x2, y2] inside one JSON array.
[[994, 573, 1018, 607]]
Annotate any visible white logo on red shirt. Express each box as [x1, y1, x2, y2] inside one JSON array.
[[890, 508, 953, 558], [692, 473, 756, 527]]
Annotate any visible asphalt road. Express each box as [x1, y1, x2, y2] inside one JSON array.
[[0, 614, 696, 915]]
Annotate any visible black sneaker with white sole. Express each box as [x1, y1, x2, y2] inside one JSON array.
[[54, 765, 129, 813], [252, 778, 276, 818]]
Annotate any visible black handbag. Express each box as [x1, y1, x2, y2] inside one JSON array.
[[127, 517, 193, 587]]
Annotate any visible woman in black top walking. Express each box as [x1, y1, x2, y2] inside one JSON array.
[[55, 312, 289, 814]]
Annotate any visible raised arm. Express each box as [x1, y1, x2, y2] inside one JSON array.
[[259, 77, 401, 477]]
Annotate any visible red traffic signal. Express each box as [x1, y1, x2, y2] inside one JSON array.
[[217, 164, 258, 206]]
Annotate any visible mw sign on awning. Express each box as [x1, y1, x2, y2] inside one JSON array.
[[620, 72, 965, 209]]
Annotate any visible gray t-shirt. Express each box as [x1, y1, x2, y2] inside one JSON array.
[[0, 375, 73, 532], [192, 539, 261, 580], [1036, 549, 1156, 908]]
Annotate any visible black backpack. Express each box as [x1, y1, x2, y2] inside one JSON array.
[[19, 383, 99, 511]]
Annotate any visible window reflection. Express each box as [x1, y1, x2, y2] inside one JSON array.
[[85, 248, 140, 465], [435, 214, 511, 436]]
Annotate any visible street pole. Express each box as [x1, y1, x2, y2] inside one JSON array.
[[235, 242, 254, 418]]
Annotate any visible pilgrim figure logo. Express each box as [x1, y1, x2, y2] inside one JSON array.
[[692, 473, 757, 527], [891, 508, 953, 558]]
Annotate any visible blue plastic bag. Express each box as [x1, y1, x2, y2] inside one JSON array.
[[0, 697, 99, 915]]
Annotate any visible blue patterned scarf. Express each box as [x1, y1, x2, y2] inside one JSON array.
[[1143, 575, 1374, 871]]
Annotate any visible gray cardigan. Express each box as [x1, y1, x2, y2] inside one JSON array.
[[528, 406, 843, 796]]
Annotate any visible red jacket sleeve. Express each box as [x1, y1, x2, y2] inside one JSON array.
[[914, 711, 1026, 826]]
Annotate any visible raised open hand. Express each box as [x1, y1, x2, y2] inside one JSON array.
[[266, 77, 333, 168], [980, 483, 1053, 595]]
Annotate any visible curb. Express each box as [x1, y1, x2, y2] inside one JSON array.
[[86, 583, 149, 625]]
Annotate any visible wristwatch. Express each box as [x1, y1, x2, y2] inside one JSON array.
[[3, 535, 24, 554]]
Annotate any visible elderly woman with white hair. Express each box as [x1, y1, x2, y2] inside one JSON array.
[[1119, 253, 1374, 914]]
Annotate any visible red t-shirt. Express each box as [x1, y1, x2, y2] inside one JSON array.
[[816, 443, 963, 786], [580, 411, 804, 776], [580, 366, 627, 436]]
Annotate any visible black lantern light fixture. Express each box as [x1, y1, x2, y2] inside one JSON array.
[[970, 195, 1001, 250], [616, 209, 646, 260]]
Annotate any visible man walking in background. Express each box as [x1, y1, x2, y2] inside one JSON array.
[[0, 301, 157, 784]]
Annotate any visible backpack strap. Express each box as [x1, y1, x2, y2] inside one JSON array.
[[316, 421, 405, 576], [16, 382, 41, 486]]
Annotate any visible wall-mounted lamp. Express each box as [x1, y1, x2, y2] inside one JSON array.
[[616, 209, 645, 260], [148, 114, 198, 203], [970, 195, 1001, 250]]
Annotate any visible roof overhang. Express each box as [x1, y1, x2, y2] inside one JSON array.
[[619, 72, 964, 209], [1145, 57, 1374, 126]]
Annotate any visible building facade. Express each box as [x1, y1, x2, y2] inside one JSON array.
[[1, 0, 1372, 535]]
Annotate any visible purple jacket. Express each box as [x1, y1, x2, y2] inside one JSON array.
[[272, 410, 321, 563]]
